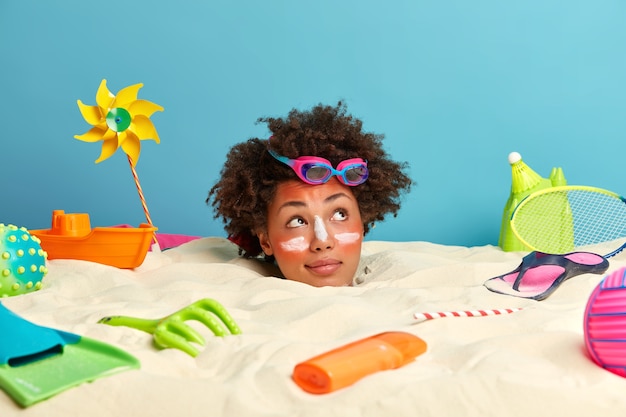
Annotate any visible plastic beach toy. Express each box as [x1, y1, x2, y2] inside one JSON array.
[[74, 79, 163, 247], [292, 331, 427, 394], [584, 266, 626, 378], [498, 152, 567, 251], [0, 302, 139, 407], [74, 79, 163, 168], [98, 298, 242, 357], [30, 210, 156, 269], [0, 224, 47, 297]]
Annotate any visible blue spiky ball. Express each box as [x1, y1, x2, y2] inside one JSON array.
[[0, 224, 47, 297]]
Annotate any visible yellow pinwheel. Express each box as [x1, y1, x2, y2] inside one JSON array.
[[74, 79, 163, 166], [73, 79, 164, 243]]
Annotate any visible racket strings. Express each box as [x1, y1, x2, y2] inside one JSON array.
[[512, 189, 626, 254], [569, 192, 626, 246]]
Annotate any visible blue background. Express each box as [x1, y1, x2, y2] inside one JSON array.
[[2, 1, 625, 247]]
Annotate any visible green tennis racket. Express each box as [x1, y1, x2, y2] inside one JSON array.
[[510, 185, 626, 258]]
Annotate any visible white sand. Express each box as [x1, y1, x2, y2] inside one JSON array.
[[2, 237, 626, 416]]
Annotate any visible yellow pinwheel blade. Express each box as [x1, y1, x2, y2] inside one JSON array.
[[74, 126, 108, 143], [128, 99, 164, 118], [96, 79, 115, 111], [76, 101, 104, 125], [131, 115, 161, 143], [121, 130, 141, 166], [115, 83, 143, 108], [101, 128, 118, 142], [116, 130, 129, 146], [94, 137, 120, 164]]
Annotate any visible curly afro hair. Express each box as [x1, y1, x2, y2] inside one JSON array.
[[207, 101, 412, 257]]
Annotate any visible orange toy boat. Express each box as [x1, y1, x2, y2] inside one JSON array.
[[30, 210, 157, 269]]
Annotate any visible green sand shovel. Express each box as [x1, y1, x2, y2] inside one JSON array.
[[0, 303, 139, 407]]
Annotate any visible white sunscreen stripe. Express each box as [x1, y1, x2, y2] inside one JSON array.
[[314, 216, 328, 241], [280, 236, 308, 252], [335, 232, 361, 244]]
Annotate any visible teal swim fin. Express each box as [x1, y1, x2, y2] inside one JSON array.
[[0, 302, 139, 407]]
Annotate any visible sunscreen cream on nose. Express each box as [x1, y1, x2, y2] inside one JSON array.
[[313, 216, 328, 241]]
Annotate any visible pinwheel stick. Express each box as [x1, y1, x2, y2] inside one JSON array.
[[127, 155, 158, 246]]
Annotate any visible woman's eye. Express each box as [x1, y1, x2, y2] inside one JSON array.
[[331, 210, 348, 221], [287, 217, 306, 228]]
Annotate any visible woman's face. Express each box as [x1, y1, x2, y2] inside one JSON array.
[[257, 178, 364, 287]]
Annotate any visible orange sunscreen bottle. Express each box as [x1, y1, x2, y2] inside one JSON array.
[[292, 331, 427, 394]]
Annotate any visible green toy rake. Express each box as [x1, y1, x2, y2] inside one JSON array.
[[99, 298, 241, 357]]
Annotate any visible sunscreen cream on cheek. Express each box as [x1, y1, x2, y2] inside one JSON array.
[[280, 236, 308, 252], [334, 232, 361, 244]]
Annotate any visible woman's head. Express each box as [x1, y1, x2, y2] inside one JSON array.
[[256, 177, 364, 286], [208, 102, 411, 286]]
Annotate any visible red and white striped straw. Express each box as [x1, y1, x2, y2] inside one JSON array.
[[413, 307, 523, 322]]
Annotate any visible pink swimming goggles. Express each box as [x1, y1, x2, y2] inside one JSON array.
[[268, 149, 369, 186]]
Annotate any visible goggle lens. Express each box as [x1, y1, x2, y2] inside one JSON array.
[[345, 166, 368, 184], [303, 165, 331, 182]]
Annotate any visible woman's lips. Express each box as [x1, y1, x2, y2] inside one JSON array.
[[306, 259, 342, 275]]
